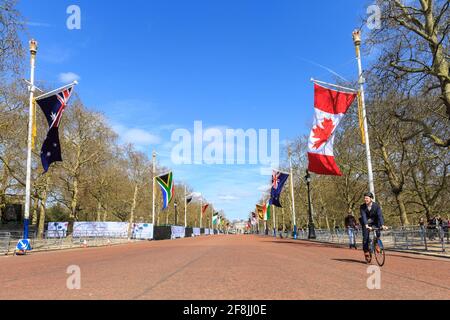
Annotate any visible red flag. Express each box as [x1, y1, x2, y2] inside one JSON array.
[[308, 83, 356, 176], [202, 204, 209, 216]]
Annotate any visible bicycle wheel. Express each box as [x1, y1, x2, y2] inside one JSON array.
[[374, 239, 385, 267]]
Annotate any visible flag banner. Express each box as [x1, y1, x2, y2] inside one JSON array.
[[212, 212, 219, 225], [251, 212, 257, 225], [186, 195, 193, 205], [270, 170, 289, 208], [308, 83, 356, 176], [171, 226, 185, 239], [202, 204, 209, 216], [193, 227, 201, 236], [264, 200, 271, 221], [31, 100, 37, 150], [156, 172, 174, 210], [256, 205, 264, 220], [35, 85, 75, 172], [73, 222, 129, 238], [357, 91, 366, 144], [47, 222, 69, 238], [132, 223, 154, 240]]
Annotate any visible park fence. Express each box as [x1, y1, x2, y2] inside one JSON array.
[[257, 226, 449, 254], [0, 225, 219, 255]]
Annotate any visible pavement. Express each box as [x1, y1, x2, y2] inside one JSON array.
[[0, 235, 449, 300]]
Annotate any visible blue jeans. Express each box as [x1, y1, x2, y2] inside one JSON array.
[[347, 228, 356, 247], [362, 225, 381, 252]]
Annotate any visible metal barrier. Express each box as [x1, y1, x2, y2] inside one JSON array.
[[0, 232, 11, 255], [261, 226, 449, 255]]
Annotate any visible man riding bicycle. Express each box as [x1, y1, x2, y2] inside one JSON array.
[[360, 192, 387, 260]]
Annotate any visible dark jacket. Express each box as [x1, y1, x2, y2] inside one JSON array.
[[360, 202, 384, 227], [345, 215, 357, 228]]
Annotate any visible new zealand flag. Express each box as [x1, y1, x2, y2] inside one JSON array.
[[35, 86, 74, 172], [270, 170, 289, 208]]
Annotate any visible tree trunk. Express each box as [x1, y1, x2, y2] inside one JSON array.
[[394, 192, 409, 226], [37, 189, 48, 239], [32, 196, 39, 225], [127, 184, 139, 240], [70, 178, 79, 221], [325, 213, 330, 231], [96, 201, 102, 222]]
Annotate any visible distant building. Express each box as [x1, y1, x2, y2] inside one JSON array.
[[233, 220, 248, 234]]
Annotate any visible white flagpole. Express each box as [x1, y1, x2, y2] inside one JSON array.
[[23, 40, 38, 241], [273, 205, 276, 236], [310, 78, 357, 92], [200, 197, 203, 228], [353, 30, 376, 200], [184, 185, 187, 228], [288, 147, 297, 239], [152, 150, 156, 225], [34, 81, 78, 101]]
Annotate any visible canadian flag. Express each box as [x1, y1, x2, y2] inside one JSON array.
[[308, 83, 356, 176]]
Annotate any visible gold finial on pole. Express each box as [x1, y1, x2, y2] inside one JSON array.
[[352, 30, 361, 46], [29, 39, 38, 55]]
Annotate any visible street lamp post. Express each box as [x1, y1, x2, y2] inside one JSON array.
[[174, 201, 178, 226], [305, 170, 316, 239]]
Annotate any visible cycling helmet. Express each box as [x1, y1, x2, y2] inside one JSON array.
[[364, 192, 374, 199]]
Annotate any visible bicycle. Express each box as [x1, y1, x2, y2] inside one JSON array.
[[364, 227, 387, 267]]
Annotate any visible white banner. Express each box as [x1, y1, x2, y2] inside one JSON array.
[[193, 228, 201, 236], [204, 228, 210, 235], [47, 222, 68, 238], [73, 222, 129, 238], [132, 223, 154, 240], [171, 226, 185, 239]]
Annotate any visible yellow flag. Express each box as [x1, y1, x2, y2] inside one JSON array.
[[357, 91, 366, 145], [31, 99, 37, 150]]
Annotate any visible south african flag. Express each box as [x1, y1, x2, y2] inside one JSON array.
[[156, 171, 174, 210], [264, 200, 271, 221], [212, 212, 219, 225]]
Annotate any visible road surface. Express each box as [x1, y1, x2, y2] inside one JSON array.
[[0, 235, 449, 300]]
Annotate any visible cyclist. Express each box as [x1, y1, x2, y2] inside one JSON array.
[[359, 192, 387, 260]]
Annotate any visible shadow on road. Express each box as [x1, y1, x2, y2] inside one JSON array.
[[332, 258, 367, 265], [266, 240, 343, 250]]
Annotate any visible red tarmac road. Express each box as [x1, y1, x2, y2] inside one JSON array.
[[0, 235, 449, 300]]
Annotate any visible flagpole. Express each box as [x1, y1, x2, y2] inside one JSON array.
[[200, 197, 202, 228], [152, 150, 156, 225], [310, 78, 357, 93], [184, 185, 187, 228], [288, 147, 297, 239], [352, 30, 376, 200], [23, 40, 38, 242], [273, 205, 276, 237]]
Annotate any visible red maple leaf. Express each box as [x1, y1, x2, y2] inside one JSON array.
[[312, 118, 335, 149]]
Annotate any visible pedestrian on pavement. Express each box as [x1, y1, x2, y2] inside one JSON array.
[[419, 217, 426, 242], [444, 216, 450, 244], [345, 211, 357, 249], [278, 226, 283, 239]]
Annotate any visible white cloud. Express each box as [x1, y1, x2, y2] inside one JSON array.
[[257, 184, 271, 192], [25, 21, 52, 27], [112, 124, 161, 147], [218, 195, 239, 201], [59, 72, 80, 83]]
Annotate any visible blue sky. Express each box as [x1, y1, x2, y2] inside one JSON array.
[[18, 0, 370, 221]]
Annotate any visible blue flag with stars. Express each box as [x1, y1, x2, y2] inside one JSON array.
[[270, 170, 289, 208], [35, 85, 74, 172]]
